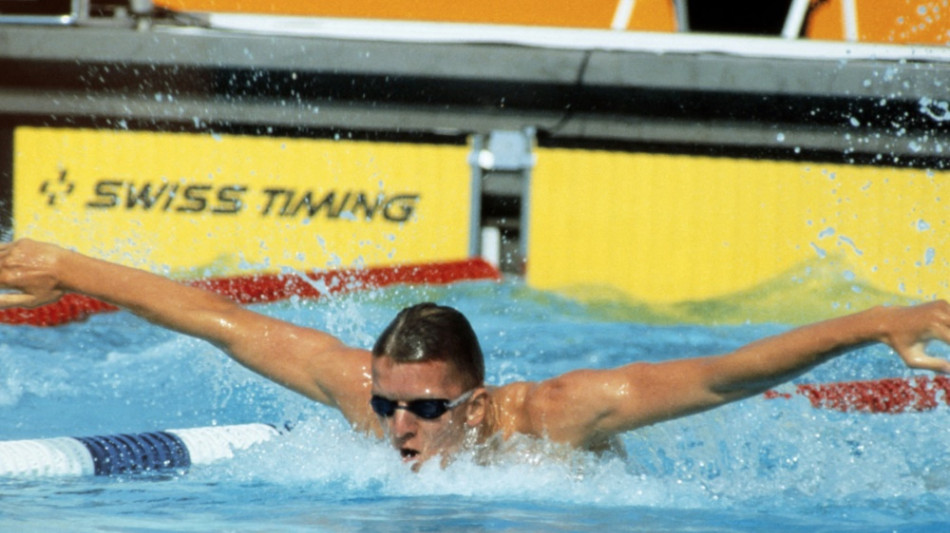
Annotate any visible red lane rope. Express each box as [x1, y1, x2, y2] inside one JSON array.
[[0, 258, 501, 327], [764, 376, 950, 414], [0, 293, 120, 327]]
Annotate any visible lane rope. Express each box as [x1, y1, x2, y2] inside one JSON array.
[[0, 423, 279, 477], [764, 375, 950, 414], [0, 258, 501, 327]]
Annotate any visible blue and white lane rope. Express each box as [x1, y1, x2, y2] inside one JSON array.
[[0, 423, 280, 477]]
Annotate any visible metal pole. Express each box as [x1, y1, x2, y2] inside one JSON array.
[[467, 134, 485, 259], [673, 0, 690, 32]]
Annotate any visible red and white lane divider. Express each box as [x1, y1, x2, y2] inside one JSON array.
[[0, 258, 501, 327], [764, 376, 950, 414]]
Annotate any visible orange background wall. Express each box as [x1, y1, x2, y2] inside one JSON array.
[[155, 0, 674, 30], [157, 0, 944, 44], [808, 0, 947, 45]]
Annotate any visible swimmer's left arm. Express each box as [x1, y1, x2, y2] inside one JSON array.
[[695, 301, 950, 399], [526, 302, 950, 444]]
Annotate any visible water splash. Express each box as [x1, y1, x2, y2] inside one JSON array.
[[557, 254, 914, 325], [919, 97, 950, 122]]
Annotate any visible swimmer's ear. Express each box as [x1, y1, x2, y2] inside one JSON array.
[[465, 387, 488, 427]]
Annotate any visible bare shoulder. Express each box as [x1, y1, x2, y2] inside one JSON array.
[[309, 343, 378, 432], [309, 344, 374, 403], [485, 381, 532, 438], [488, 368, 631, 447]]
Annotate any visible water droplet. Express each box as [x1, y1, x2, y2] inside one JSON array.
[[838, 235, 864, 255]]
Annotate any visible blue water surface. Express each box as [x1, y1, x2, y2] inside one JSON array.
[[1, 280, 948, 532]]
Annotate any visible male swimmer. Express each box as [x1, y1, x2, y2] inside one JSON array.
[[2, 238, 950, 470]]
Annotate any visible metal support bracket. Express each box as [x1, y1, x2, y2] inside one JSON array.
[[468, 129, 536, 273]]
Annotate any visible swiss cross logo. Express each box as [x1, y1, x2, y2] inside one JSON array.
[[39, 169, 75, 206]]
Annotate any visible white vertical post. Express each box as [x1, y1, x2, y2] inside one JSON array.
[[75, 0, 90, 23], [480, 226, 501, 268], [781, 0, 812, 38], [611, 0, 637, 30], [842, 0, 859, 41]]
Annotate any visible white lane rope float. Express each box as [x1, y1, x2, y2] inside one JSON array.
[[0, 423, 280, 477]]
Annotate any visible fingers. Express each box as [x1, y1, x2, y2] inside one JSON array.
[[881, 301, 950, 374], [0, 292, 40, 309], [931, 321, 950, 347], [0, 287, 64, 309], [0, 243, 15, 291], [917, 303, 950, 373], [923, 300, 950, 328], [903, 353, 950, 374], [0, 239, 63, 309], [895, 341, 950, 374], [0, 239, 22, 258]]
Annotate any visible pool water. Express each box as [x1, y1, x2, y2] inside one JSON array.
[[1, 280, 949, 532]]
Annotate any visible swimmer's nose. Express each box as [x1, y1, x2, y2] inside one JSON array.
[[391, 408, 418, 437]]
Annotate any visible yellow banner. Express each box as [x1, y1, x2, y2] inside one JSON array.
[[14, 127, 471, 275], [528, 148, 950, 321]]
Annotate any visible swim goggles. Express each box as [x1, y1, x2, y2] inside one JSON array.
[[370, 389, 474, 420]]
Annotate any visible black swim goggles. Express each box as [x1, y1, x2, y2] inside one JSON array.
[[370, 389, 474, 420]]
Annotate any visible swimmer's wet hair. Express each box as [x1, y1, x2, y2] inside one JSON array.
[[373, 302, 485, 389]]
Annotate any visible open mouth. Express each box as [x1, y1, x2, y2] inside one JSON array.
[[400, 448, 419, 461]]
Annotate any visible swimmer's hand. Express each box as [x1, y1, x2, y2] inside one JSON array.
[[877, 301, 950, 374], [0, 239, 66, 309]]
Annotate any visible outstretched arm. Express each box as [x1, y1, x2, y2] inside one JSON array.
[[0, 239, 374, 425], [522, 302, 950, 447]]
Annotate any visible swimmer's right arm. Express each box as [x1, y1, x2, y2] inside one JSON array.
[[0, 239, 374, 421]]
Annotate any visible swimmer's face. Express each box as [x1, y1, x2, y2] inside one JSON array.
[[371, 356, 484, 470]]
